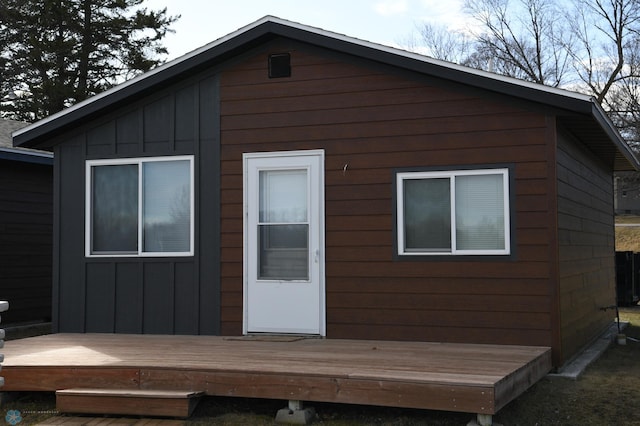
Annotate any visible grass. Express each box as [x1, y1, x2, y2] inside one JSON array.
[[494, 307, 640, 426], [614, 215, 640, 224], [615, 226, 640, 252], [616, 215, 640, 251], [8, 308, 639, 425]]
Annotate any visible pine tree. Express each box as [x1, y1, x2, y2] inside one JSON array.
[[0, 0, 178, 122]]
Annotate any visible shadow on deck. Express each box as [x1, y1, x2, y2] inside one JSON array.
[[1, 334, 552, 423]]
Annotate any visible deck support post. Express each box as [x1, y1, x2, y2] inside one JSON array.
[[275, 400, 315, 425], [478, 414, 493, 425], [289, 400, 303, 411], [466, 413, 493, 426]]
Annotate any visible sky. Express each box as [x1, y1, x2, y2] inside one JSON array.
[[143, 0, 468, 60]]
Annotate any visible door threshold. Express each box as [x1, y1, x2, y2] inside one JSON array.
[[225, 334, 323, 342]]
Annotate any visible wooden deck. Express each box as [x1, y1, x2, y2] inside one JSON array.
[[1, 334, 551, 419]]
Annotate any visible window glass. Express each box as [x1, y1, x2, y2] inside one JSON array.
[[259, 170, 307, 223], [455, 174, 505, 250], [143, 160, 191, 252], [404, 178, 451, 252], [258, 224, 309, 279], [92, 164, 138, 253], [258, 169, 309, 280]]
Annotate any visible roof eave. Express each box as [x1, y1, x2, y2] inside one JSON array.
[[589, 101, 640, 171], [0, 147, 53, 165]]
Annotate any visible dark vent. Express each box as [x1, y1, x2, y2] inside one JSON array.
[[268, 53, 291, 78]]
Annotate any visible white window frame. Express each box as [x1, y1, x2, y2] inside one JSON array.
[[396, 168, 510, 256], [86, 155, 195, 257]]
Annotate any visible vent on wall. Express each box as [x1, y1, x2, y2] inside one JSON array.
[[268, 53, 291, 78]]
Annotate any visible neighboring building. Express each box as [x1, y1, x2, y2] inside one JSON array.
[[12, 17, 639, 368], [614, 171, 640, 214], [0, 118, 53, 325]]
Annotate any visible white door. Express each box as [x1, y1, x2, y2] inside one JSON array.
[[243, 150, 325, 335]]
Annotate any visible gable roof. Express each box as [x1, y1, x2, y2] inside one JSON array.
[[12, 15, 639, 171], [0, 118, 52, 165]]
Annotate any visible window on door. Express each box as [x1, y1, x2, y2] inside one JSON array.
[[86, 156, 194, 257], [258, 169, 309, 280], [396, 168, 510, 256]]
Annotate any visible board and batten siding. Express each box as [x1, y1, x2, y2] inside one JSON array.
[[556, 129, 616, 364], [0, 159, 52, 324], [53, 73, 221, 335], [219, 38, 556, 350]]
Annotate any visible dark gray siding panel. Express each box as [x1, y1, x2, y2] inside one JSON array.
[[200, 76, 218, 140], [144, 95, 173, 154], [85, 263, 115, 332], [198, 75, 221, 335], [143, 262, 174, 334], [57, 140, 86, 332], [55, 71, 221, 335], [116, 110, 141, 155], [115, 262, 143, 333], [176, 85, 196, 143], [0, 159, 52, 324], [174, 262, 198, 334], [87, 122, 115, 157]]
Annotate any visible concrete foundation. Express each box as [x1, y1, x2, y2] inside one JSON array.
[[467, 414, 503, 426], [275, 400, 316, 425]]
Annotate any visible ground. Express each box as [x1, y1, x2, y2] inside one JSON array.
[[616, 215, 640, 251]]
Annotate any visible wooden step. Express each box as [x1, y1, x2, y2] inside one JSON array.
[[56, 388, 204, 418]]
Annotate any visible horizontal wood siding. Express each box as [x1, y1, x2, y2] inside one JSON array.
[[557, 130, 616, 364], [0, 159, 52, 324], [54, 73, 221, 335], [219, 38, 555, 348]]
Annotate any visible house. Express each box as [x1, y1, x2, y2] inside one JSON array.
[[614, 171, 640, 214], [12, 16, 639, 369], [1, 118, 53, 325]]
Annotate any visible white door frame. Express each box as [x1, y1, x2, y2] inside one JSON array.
[[242, 149, 326, 335]]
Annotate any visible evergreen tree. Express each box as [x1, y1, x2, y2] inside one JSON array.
[[0, 0, 178, 122]]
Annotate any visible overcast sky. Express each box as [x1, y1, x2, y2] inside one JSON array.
[[144, 0, 468, 60]]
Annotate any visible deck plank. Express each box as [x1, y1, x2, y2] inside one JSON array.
[[2, 334, 551, 415]]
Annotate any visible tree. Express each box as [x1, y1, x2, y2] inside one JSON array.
[[409, 0, 640, 148], [605, 47, 640, 148], [404, 22, 475, 64], [0, 0, 179, 122], [565, 0, 640, 102], [461, 0, 573, 86], [409, 0, 574, 85], [565, 0, 640, 146]]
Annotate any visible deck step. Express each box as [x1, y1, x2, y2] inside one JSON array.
[[56, 388, 204, 418]]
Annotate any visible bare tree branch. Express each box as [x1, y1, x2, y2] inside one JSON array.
[[405, 0, 640, 147]]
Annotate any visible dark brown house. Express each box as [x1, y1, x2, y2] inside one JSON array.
[[13, 17, 639, 368], [1, 118, 53, 325]]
